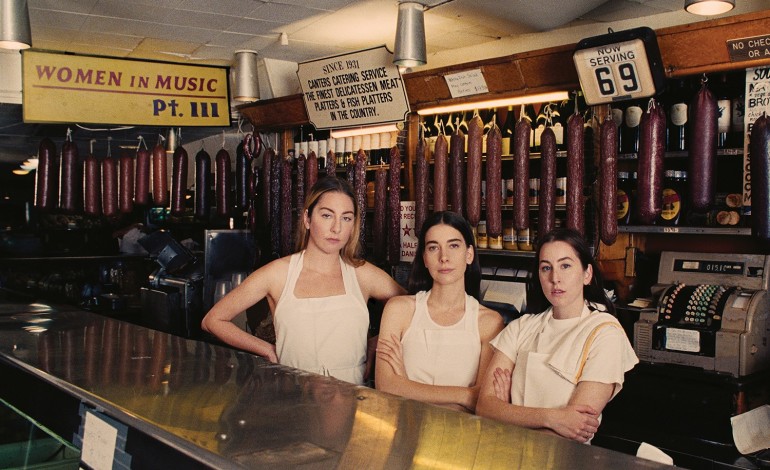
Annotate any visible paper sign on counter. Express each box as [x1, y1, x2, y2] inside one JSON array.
[[731, 404, 770, 454], [81, 411, 118, 470]]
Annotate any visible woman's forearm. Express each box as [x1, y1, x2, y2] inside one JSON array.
[[379, 375, 475, 410]]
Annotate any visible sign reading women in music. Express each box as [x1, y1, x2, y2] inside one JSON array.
[[297, 46, 410, 130], [22, 50, 230, 126]]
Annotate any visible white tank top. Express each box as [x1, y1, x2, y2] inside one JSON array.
[[401, 290, 481, 387], [273, 251, 369, 384]]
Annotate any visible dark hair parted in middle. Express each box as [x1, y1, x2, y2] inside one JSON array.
[[407, 211, 481, 300], [525, 227, 615, 315]]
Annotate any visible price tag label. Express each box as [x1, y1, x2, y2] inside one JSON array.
[[444, 69, 489, 98]]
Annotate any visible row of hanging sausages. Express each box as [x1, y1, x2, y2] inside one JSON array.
[[258, 143, 402, 264], [33, 137, 241, 220], [410, 84, 757, 248], [414, 108, 595, 245]]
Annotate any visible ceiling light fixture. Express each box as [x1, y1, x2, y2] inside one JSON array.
[[416, 91, 571, 116], [330, 124, 400, 139], [0, 0, 31, 50], [684, 0, 734, 15], [393, 2, 426, 68], [232, 50, 260, 102]]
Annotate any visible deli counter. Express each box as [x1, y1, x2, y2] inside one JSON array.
[[0, 301, 670, 470]]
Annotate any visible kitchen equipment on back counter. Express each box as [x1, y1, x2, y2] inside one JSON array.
[[203, 230, 257, 312], [634, 251, 770, 377], [139, 231, 203, 338]]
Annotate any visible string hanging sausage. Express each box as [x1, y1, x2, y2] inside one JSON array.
[[235, 138, 249, 210], [414, 137, 428, 237], [374, 168, 388, 262], [513, 114, 531, 230], [466, 114, 484, 228], [750, 113, 770, 240], [151, 143, 168, 207], [296, 153, 306, 220], [346, 163, 355, 187], [688, 78, 718, 212], [84, 152, 101, 216], [449, 128, 465, 216], [270, 152, 281, 257], [119, 152, 134, 214], [433, 131, 448, 212], [280, 156, 293, 256], [538, 127, 557, 238], [636, 98, 666, 225], [326, 149, 336, 177], [194, 149, 211, 219], [101, 156, 118, 218], [566, 111, 585, 235], [215, 149, 232, 218], [263, 147, 274, 224], [170, 146, 188, 216], [486, 124, 503, 239], [306, 150, 318, 197], [135, 148, 150, 206], [354, 149, 368, 251], [599, 114, 618, 245], [35, 138, 57, 210], [248, 134, 261, 207], [60, 138, 79, 213], [388, 146, 402, 266]]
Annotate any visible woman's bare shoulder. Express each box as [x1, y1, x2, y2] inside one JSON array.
[[478, 304, 505, 336], [385, 294, 416, 310]]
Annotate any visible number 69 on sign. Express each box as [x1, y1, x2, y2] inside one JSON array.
[[573, 38, 658, 106]]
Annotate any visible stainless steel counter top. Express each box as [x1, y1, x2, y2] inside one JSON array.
[[0, 302, 670, 469]]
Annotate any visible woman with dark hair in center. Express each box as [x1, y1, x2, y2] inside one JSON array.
[[376, 211, 504, 412], [476, 228, 638, 443]]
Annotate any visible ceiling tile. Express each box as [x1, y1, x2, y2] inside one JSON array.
[[28, 0, 99, 14], [248, 3, 326, 23], [29, 9, 89, 30], [171, 0, 262, 16]]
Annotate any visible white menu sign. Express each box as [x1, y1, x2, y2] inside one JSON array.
[[297, 46, 410, 130], [742, 66, 770, 215], [444, 69, 489, 98]]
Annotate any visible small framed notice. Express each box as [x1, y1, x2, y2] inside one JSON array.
[[665, 328, 701, 353], [444, 69, 489, 98]]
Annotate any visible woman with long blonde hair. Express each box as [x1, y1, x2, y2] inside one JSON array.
[[203, 177, 405, 384]]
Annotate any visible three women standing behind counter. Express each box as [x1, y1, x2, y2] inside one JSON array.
[[202, 177, 405, 385]]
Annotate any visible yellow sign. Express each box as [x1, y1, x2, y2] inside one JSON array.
[[22, 51, 230, 126]]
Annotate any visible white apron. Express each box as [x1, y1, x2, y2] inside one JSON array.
[[273, 252, 369, 384]]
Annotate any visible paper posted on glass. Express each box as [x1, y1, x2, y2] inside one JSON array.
[[400, 201, 417, 262], [731, 404, 770, 454], [481, 279, 527, 313]]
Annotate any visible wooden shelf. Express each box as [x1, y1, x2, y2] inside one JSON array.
[[618, 148, 743, 160], [617, 225, 750, 235]]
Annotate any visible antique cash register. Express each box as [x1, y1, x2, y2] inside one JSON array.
[[634, 251, 770, 377]]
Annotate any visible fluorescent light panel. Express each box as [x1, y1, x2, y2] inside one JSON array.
[[330, 124, 400, 139], [416, 91, 570, 116]]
